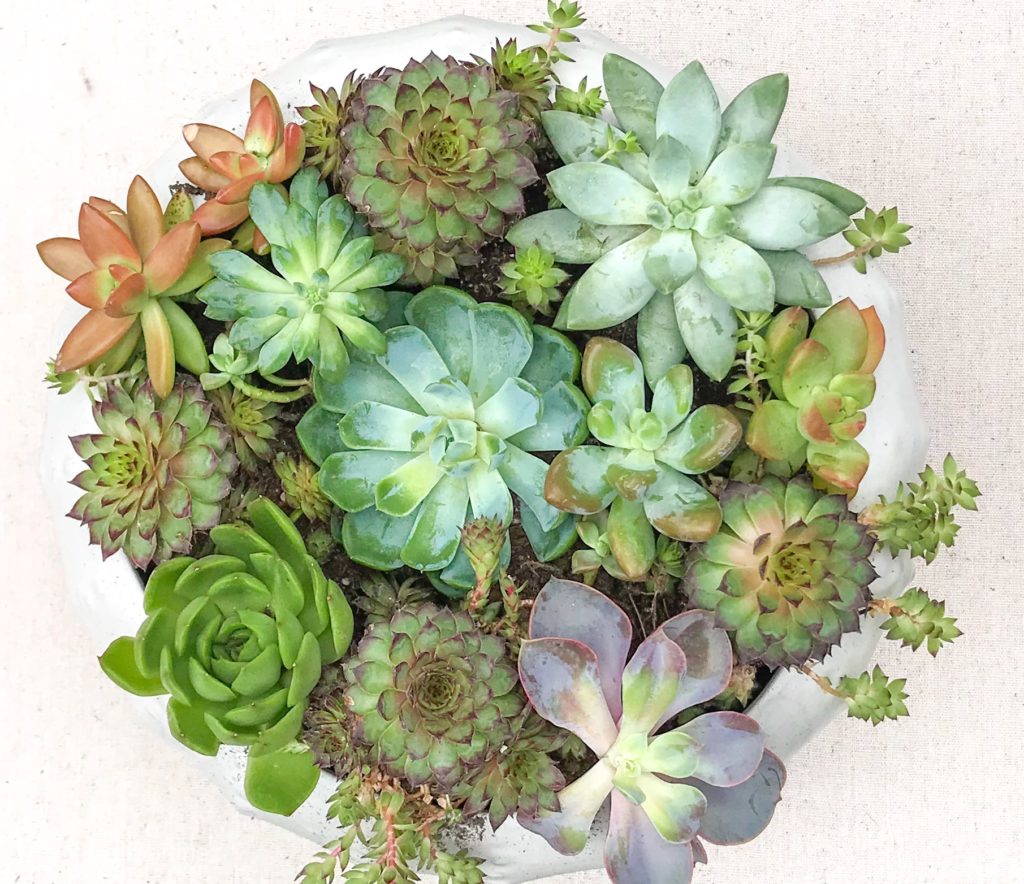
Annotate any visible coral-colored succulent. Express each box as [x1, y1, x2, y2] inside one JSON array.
[[179, 79, 305, 235], [38, 176, 225, 398]]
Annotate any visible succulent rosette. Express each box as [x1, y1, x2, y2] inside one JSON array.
[[509, 55, 864, 382], [518, 579, 785, 884], [180, 79, 305, 235], [339, 53, 538, 284], [745, 298, 885, 493], [304, 287, 589, 583], [68, 379, 237, 568], [37, 176, 227, 397], [99, 498, 353, 815], [342, 602, 522, 790], [684, 476, 877, 667], [200, 167, 406, 382], [545, 337, 741, 579]]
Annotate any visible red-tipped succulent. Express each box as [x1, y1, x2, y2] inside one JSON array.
[[180, 79, 305, 235], [38, 177, 227, 398]]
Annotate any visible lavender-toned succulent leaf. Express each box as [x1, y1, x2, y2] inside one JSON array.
[[618, 630, 688, 736], [677, 712, 766, 787], [692, 749, 786, 846], [604, 791, 696, 884], [654, 610, 734, 727]]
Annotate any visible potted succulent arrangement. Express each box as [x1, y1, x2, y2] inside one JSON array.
[[39, 5, 981, 883]]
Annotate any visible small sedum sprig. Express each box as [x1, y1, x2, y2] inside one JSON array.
[[802, 664, 910, 726], [726, 310, 774, 413], [871, 587, 961, 655], [528, 1, 587, 68], [859, 455, 980, 563], [552, 76, 606, 116], [814, 206, 912, 272], [499, 245, 569, 315]]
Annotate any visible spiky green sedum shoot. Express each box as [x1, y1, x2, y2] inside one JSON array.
[[68, 379, 237, 569], [342, 602, 523, 791], [208, 385, 281, 470], [684, 476, 877, 667], [500, 245, 569, 315], [838, 665, 909, 725], [876, 587, 961, 655], [339, 53, 538, 285], [298, 75, 360, 188]]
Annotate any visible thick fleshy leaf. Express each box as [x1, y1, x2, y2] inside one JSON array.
[[555, 230, 659, 331], [720, 74, 789, 146], [548, 163, 660, 227], [244, 743, 321, 816], [700, 143, 776, 206], [781, 339, 834, 407], [378, 326, 452, 410], [620, 629, 688, 735], [656, 61, 721, 176], [696, 749, 786, 845], [642, 730, 700, 779], [140, 301, 175, 397], [542, 111, 652, 186], [656, 405, 742, 474], [654, 610, 735, 729], [144, 221, 201, 294], [509, 382, 589, 451], [767, 176, 866, 216], [679, 712, 766, 786], [603, 53, 665, 153], [647, 136, 693, 203], [605, 791, 696, 884], [693, 234, 774, 310], [529, 578, 633, 720], [520, 760, 615, 855], [319, 450, 415, 512], [374, 452, 445, 517], [340, 506, 414, 570], [296, 404, 345, 466], [126, 176, 165, 259], [314, 358, 420, 414], [544, 446, 618, 514], [807, 439, 870, 493], [672, 278, 738, 381], [643, 228, 697, 294], [182, 122, 244, 163], [466, 464, 514, 523], [651, 365, 694, 431], [582, 337, 646, 412], [338, 401, 426, 451], [403, 287, 474, 382], [637, 292, 687, 387], [99, 636, 165, 696], [521, 506, 579, 563], [606, 495, 657, 581], [809, 297, 869, 373], [519, 637, 618, 755], [732, 185, 851, 250], [759, 249, 831, 308], [37, 237, 94, 281], [401, 475, 469, 570], [642, 467, 722, 542], [508, 209, 646, 264], [469, 302, 535, 401], [78, 203, 141, 270], [746, 400, 806, 462], [637, 775, 707, 843], [501, 444, 566, 531], [475, 376, 541, 440]]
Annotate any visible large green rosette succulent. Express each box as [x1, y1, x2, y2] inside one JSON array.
[[200, 167, 406, 382], [545, 337, 741, 579], [684, 476, 877, 667], [509, 54, 864, 383], [304, 287, 589, 585], [340, 53, 538, 285], [99, 498, 354, 815], [343, 602, 523, 790]]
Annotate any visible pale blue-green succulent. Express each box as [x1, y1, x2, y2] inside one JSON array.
[[199, 167, 406, 382], [509, 55, 865, 383], [299, 287, 589, 586]]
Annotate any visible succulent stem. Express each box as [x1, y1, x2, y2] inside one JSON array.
[[262, 372, 311, 387], [232, 376, 310, 403], [799, 664, 847, 699], [811, 242, 875, 268]]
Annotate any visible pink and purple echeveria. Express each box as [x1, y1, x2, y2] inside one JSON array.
[[517, 578, 785, 884]]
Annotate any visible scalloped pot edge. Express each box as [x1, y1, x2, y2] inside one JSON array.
[[39, 15, 929, 884]]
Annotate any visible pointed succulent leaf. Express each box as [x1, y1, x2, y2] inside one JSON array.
[[693, 234, 775, 310], [606, 496, 657, 580], [603, 53, 665, 153], [732, 184, 851, 250], [673, 276, 739, 381], [637, 292, 688, 387], [651, 364, 694, 431], [548, 163, 660, 227], [768, 176, 866, 216], [643, 467, 722, 542], [700, 143, 777, 206], [656, 405, 742, 474], [656, 61, 721, 176], [809, 297, 870, 373], [508, 209, 646, 264], [720, 73, 789, 146], [642, 228, 697, 294], [758, 249, 831, 308], [582, 337, 646, 412], [648, 135, 694, 202]]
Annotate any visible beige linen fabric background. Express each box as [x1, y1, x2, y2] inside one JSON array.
[[1, 1, 1021, 881]]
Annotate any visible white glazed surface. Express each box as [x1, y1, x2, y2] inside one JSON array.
[[40, 16, 929, 883]]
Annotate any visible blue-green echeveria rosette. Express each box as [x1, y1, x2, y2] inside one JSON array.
[[545, 336, 741, 580], [199, 167, 406, 382], [99, 498, 354, 816], [508, 54, 865, 384], [517, 579, 786, 884], [303, 286, 590, 584]]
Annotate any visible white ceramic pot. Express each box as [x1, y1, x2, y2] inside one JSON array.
[[40, 15, 929, 883]]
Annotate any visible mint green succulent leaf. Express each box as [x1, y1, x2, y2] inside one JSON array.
[[509, 382, 590, 451], [746, 400, 807, 462], [693, 234, 775, 310], [244, 742, 321, 816], [620, 628, 689, 736], [319, 450, 415, 511], [732, 184, 851, 250], [636, 774, 707, 843], [767, 176, 866, 216], [520, 760, 616, 856], [605, 792, 698, 884], [377, 326, 452, 410], [466, 463, 515, 523], [374, 452, 446, 517], [720, 73, 790, 147], [404, 287, 475, 382], [521, 506, 579, 562], [400, 475, 470, 570], [643, 228, 698, 294], [637, 292, 688, 387], [315, 196, 355, 268], [296, 404, 345, 466], [508, 209, 647, 264], [542, 111, 653, 187], [206, 250, 294, 294], [678, 712, 765, 786], [700, 143, 777, 206], [648, 135, 694, 202], [248, 183, 290, 245], [696, 749, 786, 845], [758, 249, 831, 308], [673, 277, 739, 381], [554, 230, 659, 330], [339, 506, 411, 570], [581, 336, 646, 412], [547, 163, 660, 227], [290, 166, 328, 218], [337, 401, 423, 451], [643, 467, 723, 542], [323, 237, 372, 288], [656, 61, 722, 177], [518, 637, 618, 755], [468, 303, 534, 400], [314, 359, 420, 414], [606, 495, 657, 579], [602, 53, 665, 153], [501, 444, 565, 531], [100, 636, 166, 696], [657, 405, 742, 474], [521, 325, 581, 391], [651, 364, 695, 431], [641, 730, 700, 780], [544, 446, 619, 514]]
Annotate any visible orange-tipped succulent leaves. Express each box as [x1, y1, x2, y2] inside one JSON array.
[[745, 298, 885, 494], [180, 80, 305, 235], [38, 176, 228, 397]]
